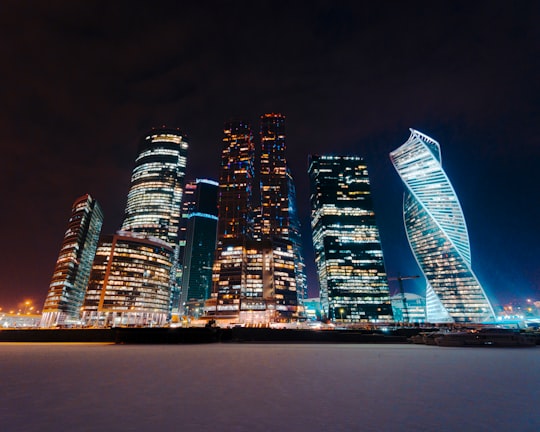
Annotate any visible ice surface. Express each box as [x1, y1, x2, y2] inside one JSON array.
[[1, 343, 538, 431]]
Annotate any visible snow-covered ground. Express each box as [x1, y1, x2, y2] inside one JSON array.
[[1, 343, 538, 431]]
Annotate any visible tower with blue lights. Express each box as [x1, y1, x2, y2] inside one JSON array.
[[179, 179, 219, 318], [41, 194, 103, 327], [209, 121, 256, 320], [259, 113, 307, 311], [390, 129, 495, 323], [308, 155, 392, 322], [208, 115, 305, 323]]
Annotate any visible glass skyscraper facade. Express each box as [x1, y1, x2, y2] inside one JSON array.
[[259, 113, 288, 238], [308, 155, 392, 322], [390, 129, 495, 323], [171, 180, 197, 316], [179, 179, 219, 318], [121, 127, 188, 248], [210, 121, 256, 319], [41, 194, 103, 327], [216, 121, 255, 241], [82, 127, 188, 326], [208, 115, 304, 323], [259, 114, 307, 308], [287, 168, 308, 304]]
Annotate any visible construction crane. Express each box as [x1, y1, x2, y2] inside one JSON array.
[[388, 275, 420, 323]]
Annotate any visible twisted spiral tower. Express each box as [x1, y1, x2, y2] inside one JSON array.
[[390, 129, 495, 323]]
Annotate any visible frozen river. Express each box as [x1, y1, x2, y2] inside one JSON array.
[[1, 343, 538, 431]]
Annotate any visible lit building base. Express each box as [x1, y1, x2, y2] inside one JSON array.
[[40, 311, 69, 328], [82, 311, 168, 327], [41, 311, 86, 327], [182, 300, 206, 319], [238, 309, 277, 325], [203, 297, 297, 325]]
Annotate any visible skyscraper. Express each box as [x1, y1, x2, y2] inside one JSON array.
[[287, 168, 308, 304], [259, 113, 288, 238], [41, 194, 103, 327], [390, 129, 495, 323], [259, 114, 307, 306], [121, 127, 188, 248], [179, 179, 219, 318], [209, 121, 256, 320], [216, 121, 255, 242], [208, 116, 304, 323], [82, 127, 188, 326], [308, 155, 392, 322], [171, 179, 197, 316]]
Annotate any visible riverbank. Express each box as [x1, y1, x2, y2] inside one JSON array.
[[0, 326, 415, 344]]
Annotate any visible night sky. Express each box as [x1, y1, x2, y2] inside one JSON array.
[[1, 1, 538, 311]]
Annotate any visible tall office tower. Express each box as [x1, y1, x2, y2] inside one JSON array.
[[260, 113, 288, 238], [259, 113, 307, 309], [179, 179, 219, 317], [308, 155, 393, 322], [121, 127, 188, 314], [82, 127, 188, 327], [210, 121, 256, 319], [390, 129, 495, 323], [81, 231, 173, 327], [287, 168, 308, 304], [209, 117, 302, 323], [171, 180, 197, 315], [41, 194, 103, 327], [177, 181, 198, 268], [217, 121, 255, 241], [121, 127, 188, 248]]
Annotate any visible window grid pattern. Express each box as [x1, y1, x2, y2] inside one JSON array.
[[390, 129, 495, 323]]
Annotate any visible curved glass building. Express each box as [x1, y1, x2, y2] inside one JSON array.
[[121, 128, 188, 248], [81, 231, 174, 327], [390, 129, 495, 323]]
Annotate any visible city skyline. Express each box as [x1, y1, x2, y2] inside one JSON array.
[[1, 2, 538, 310]]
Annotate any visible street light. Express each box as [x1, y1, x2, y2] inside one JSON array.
[[23, 300, 32, 315]]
